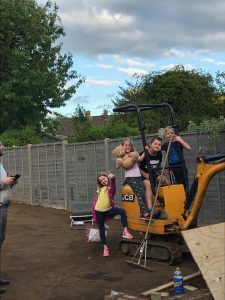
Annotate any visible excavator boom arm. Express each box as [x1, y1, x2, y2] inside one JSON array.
[[181, 153, 225, 230]]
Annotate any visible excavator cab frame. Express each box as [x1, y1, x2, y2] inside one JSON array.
[[113, 103, 189, 196]]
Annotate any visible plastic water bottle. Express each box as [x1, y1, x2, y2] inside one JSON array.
[[173, 267, 183, 294]]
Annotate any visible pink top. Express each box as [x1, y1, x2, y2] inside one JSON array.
[[124, 162, 141, 177]]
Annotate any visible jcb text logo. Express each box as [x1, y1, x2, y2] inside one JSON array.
[[122, 194, 135, 202]]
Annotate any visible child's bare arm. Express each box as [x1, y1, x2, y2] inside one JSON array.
[[175, 136, 191, 151], [140, 169, 149, 179], [138, 152, 145, 162], [108, 172, 114, 179]]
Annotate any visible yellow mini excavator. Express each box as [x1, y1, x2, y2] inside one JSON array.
[[113, 103, 225, 265]]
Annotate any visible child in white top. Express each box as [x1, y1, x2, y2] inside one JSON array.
[[119, 138, 151, 218]]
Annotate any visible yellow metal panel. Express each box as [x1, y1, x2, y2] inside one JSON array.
[[159, 185, 186, 219], [120, 184, 184, 234]]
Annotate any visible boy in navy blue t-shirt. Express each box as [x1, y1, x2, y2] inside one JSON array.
[[161, 127, 191, 192]]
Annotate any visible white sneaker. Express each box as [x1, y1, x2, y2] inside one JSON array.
[[104, 224, 109, 230]]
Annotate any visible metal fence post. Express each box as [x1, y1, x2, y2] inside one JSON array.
[[62, 140, 68, 209], [27, 144, 33, 204]]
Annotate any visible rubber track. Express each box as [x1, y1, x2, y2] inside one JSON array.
[[120, 238, 183, 265]]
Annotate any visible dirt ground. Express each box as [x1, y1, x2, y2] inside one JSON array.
[[0, 202, 199, 300]]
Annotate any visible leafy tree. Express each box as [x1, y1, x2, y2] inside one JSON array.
[[188, 116, 225, 140], [113, 65, 223, 131], [71, 105, 93, 140], [40, 112, 63, 135], [0, 128, 42, 147], [67, 123, 140, 143], [188, 116, 225, 154], [105, 121, 140, 138], [0, 0, 83, 134], [215, 71, 225, 115], [67, 105, 139, 142]]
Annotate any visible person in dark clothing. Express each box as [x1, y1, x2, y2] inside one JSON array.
[[139, 136, 169, 208], [161, 127, 191, 191], [0, 141, 16, 294]]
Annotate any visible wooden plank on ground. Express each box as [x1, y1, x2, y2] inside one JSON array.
[[142, 271, 201, 297], [182, 222, 225, 300], [104, 291, 144, 299]]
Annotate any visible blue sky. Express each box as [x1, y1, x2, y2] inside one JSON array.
[[38, 0, 225, 117]]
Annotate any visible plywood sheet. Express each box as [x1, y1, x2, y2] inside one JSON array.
[[182, 222, 225, 300]]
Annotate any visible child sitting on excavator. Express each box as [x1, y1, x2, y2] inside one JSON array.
[[139, 136, 169, 209], [161, 126, 191, 191], [114, 138, 152, 218]]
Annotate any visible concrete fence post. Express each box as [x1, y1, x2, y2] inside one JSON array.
[[62, 140, 68, 209], [27, 144, 33, 204], [104, 138, 110, 172]]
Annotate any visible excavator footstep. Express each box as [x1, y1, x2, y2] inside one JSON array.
[[139, 210, 163, 220]]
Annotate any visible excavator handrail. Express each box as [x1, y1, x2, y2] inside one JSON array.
[[113, 103, 177, 127]]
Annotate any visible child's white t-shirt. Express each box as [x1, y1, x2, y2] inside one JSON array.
[[124, 162, 141, 178]]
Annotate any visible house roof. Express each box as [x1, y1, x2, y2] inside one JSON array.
[[56, 118, 75, 136]]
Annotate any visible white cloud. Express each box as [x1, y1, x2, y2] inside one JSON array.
[[112, 56, 156, 68], [183, 64, 196, 71], [160, 64, 176, 71], [37, 0, 225, 60], [96, 63, 115, 70], [123, 59, 142, 67], [117, 67, 148, 77], [164, 49, 197, 60], [60, 8, 134, 30], [160, 64, 195, 71], [96, 57, 156, 75], [201, 58, 215, 64], [216, 61, 225, 66], [86, 79, 120, 86]]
